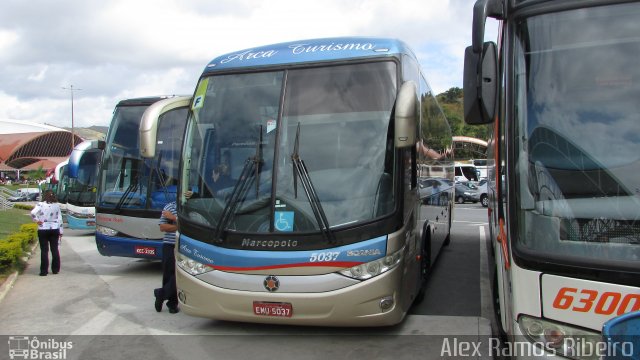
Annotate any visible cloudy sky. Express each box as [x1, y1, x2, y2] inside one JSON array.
[[0, 0, 498, 129]]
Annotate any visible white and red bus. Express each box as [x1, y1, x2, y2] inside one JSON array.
[[465, 0, 640, 358]]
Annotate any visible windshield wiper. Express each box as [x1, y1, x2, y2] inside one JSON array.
[[214, 126, 263, 242], [114, 181, 138, 212], [153, 152, 171, 202], [291, 123, 335, 243]]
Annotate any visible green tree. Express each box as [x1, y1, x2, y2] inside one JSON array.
[[440, 87, 463, 104], [437, 87, 491, 141], [25, 165, 46, 182]]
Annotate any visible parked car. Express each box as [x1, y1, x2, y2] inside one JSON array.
[[418, 178, 453, 205], [457, 180, 479, 189], [7, 191, 39, 202], [477, 182, 489, 207], [454, 183, 479, 204]]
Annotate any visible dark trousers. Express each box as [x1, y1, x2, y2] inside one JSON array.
[[155, 243, 177, 308], [38, 229, 60, 275]]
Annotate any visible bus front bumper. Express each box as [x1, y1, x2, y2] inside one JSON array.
[[176, 264, 411, 327], [95, 233, 163, 259]]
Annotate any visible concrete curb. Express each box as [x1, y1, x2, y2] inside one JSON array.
[[0, 271, 18, 304]]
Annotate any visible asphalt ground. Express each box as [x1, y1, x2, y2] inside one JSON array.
[[0, 204, 494, 359]]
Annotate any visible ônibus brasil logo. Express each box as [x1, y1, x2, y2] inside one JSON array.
[[8, 336, 73, 360]]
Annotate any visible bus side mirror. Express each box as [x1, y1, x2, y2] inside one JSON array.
[[140, 112, 161, 159], [464, 41, 498, 125], [464, 0, 502, 125], [140, 96, 191, 158], [394, 81, 418, 148]]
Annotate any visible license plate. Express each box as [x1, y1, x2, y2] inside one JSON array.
[[253, 302, 293, 317], [87, 221, 96, 226], [134, 246, 156, 256]]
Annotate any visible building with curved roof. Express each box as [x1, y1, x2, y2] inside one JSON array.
[[0, 119, 83, 176], [452, 136, 488, 158]]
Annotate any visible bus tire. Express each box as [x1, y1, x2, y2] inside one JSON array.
[[492, 270, 508, 340], [414, 229, 431, 304], [443, 205, 452, 246]]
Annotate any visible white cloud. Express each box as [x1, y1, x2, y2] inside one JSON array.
[[0, 29, 18, 51], [27, 65, 49, 82], [0, 0, 492, 128]]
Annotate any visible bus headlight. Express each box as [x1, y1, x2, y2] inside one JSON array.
[[96, 225, 118, 236], [338, 247, 403, 280], [176, 252, 213, 276], [518, 315, 602, 360]]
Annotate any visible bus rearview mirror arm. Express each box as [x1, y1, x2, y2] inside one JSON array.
[[472, 0, 504, 53]]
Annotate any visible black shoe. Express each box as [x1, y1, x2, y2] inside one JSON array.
[[39, 273, 47, 276], [52, 271, 59, 274], [168, 306, 179, 314], [153, 289, 163, 312]]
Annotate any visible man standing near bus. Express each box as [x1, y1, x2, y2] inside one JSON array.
[[153, 201, 179, 314]]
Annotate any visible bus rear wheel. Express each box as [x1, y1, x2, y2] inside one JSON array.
[[414, 230, 431, 304], [443, 204, 452, 246]]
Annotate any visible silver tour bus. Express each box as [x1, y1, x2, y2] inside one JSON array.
[[144, 37, 454, 326]]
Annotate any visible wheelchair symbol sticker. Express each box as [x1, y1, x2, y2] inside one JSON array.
[[274, 211, 294, 232]]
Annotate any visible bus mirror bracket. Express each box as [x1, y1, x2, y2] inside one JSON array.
[[472, 0, 504, 53], [394, 80, 418, 148]]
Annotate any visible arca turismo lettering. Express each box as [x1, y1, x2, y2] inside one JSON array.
[[192, 249, 214, 265], [289, 42, 376, 55], [179, 243, 193, 255], [220, 49, 278, 64], [218, 41, 377, 65]]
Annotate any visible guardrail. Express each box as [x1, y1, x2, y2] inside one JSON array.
[[0, 194, 15, 210], [0, 187, 17, 197]]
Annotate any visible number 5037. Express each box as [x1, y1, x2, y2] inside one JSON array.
[[552, 287, 640, 316], [309, 252, 339, 262]]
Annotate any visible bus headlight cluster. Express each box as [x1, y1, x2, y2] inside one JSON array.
[[338, 247, 403, 280], [176, 252, 213, 276], [96, 225, 118, 236], [518, 315, 603, 360]]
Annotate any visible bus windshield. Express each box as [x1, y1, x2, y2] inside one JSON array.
[[67, 150, 100, 207], [56, 163, 69, 204], [180, 61, 397, 236], [513, 3, 640, 267], [99, 104, 187, 210]]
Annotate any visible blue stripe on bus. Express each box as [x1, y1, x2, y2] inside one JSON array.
[[67, 215, 96, 230], [203, 37, 413, 73], [178, 234, 388, 270]]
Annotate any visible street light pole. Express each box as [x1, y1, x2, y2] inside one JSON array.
[[62, 85, 82, 154]]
